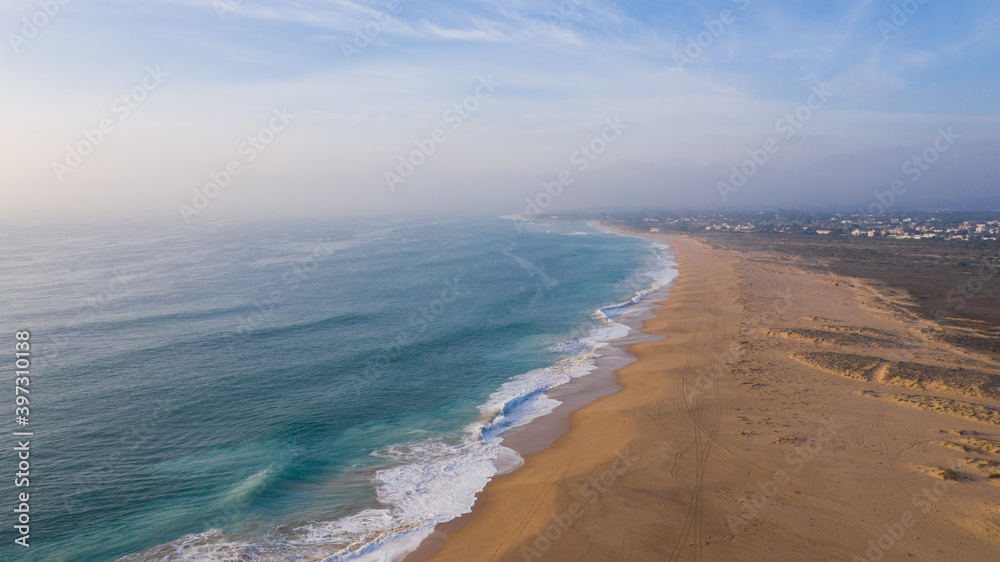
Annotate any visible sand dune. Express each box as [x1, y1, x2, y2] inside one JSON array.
[[881, 393, 1000, 426], [790, 352, 886, 381], [769, 327, 906, 348]]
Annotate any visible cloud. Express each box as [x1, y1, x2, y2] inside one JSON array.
[[1, 0, 998, 219], [418, 21, 511, 42]]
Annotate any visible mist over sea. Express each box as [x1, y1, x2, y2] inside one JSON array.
[[0, 217, 674, 561]]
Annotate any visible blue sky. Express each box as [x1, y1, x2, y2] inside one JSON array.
[[2, 0, 998, 219]]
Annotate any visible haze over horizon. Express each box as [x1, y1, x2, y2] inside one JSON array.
[[2, 0, 998, 221]]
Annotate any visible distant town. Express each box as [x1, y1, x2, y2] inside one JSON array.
[[594, 210, 1000, 243]]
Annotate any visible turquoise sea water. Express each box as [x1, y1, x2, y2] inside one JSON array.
[[0, 217, 674, 561]]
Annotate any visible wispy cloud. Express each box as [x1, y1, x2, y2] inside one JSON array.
[[2, 0, 998, 218], [419, 22, 511, 42]]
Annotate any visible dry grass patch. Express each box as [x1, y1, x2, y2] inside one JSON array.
[[770, 328, 905, 348], [790, 352, 886, 381], [796, 352, 1000, 402], [885, 394, 1000, 425], [966, 437, 1000, 456], [821, 325, 899, 339], [940, 440, 975, 453], [965, 458, 1000, 472], [880, 362, 1000, 401], [916, 465, 963, 481]]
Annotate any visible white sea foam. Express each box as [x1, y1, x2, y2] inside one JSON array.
[[123, 232, 678, 562], [312, 234, 678, 561]]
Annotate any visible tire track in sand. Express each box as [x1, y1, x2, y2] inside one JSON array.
[[666, 294, 709, 561], [669, 300, 728, 562]]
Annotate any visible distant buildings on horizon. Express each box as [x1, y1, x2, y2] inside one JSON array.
[[601, 211, 1000, 243]]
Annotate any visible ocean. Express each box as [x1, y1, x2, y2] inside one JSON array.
[[0, 216, 676, 561]]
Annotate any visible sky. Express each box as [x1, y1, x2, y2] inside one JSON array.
[[1, 0, 998, 221]]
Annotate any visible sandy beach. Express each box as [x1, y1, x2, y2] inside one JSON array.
[[417, 232, 1000, 561]]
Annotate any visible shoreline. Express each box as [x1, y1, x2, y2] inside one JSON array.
[[403, 225, 677, 561], [408, 231, 720, 561], [417, 228, 1000, 560]]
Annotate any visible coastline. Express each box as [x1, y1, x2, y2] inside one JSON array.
[[408, 232, 729, 560], [402, 225, 677, 561], [416, 229, 1000, 560]]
